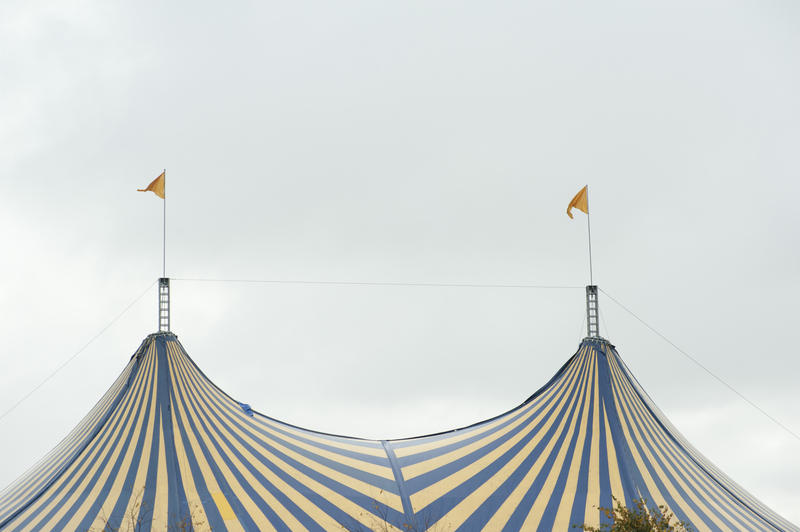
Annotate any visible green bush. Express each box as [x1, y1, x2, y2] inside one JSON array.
[[575, 497, 692, 532]]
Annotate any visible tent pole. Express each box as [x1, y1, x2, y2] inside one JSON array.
[[162, 169, 166, 278], [586, 186, 593, 286]]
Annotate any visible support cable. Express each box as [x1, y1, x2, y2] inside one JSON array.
[[172, 278, 582, 290], [600, 287, 800, 443], [599, 307, 612, 340], [0, 280, 157, 424]]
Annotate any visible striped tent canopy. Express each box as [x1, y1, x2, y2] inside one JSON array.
[[0, 333, 795, 531]]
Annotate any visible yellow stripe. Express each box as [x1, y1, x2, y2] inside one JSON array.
[[521, 353, 594, 529], [210, 391, 388, 466], [0, 358, 137, 515], [17, 345, 156, 531], [211, 491, 236, 521], [166, 345, 274, 530], [168, 343, 404, 514], [175, 341, 385, 459], [432, 350, 592, 529], [175, 384, 322, 529], [169, 355, 299, 531], [401, 349, 584, 481], [171, 343, 403, 521], [481, 353, 593, 530], [39, 351, 155, 531], [259, 420, 387, 459], [630, 392, 770, 530], [583, 353, 602, 528], [175, 343, 387, 463], [629, 407, 757, 529], [409, 348, 591, 512], [603, 407, 626, 506], [394, 408, 528, 460], [168, 342, 401, 530], [170, 403, 213, 529], [65, 351, 160, 531], [395, 348, 589, 460], [169, 349, 328, 529], [252, 423, 394, 481], [553, 353, 597, 528], [609, 355, 754, 530], [165, 356, 246, 532], [151, 413, 170, 530], [605, 357, 669, 510], [15, 346, 154, 530], [607, 356, 714, 530], [114, 352, 163, 531]]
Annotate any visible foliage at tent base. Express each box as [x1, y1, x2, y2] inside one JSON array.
[[575, 497, 692, 532]]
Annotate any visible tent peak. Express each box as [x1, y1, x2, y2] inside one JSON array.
[[580, 336, 614, 348], [144, 330, 178, 341]]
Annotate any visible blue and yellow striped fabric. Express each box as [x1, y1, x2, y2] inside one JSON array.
[[0, 334, 795, 531]]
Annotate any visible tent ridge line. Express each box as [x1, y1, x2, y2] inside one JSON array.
[[381, 440, 415, 526]]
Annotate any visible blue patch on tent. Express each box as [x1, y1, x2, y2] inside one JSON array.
[[238, 402, 254, 417]]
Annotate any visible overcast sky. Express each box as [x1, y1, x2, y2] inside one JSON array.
[[1, 0, 798, 524]]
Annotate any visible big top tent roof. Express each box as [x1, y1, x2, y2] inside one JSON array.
[[0, 330, 795, 531]]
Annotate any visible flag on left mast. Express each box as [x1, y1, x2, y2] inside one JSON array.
[[566, 185, 588, 219], [138, 171, 165, 198]]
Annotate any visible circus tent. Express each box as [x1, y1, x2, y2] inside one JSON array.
[[0, 287, 796, 531]]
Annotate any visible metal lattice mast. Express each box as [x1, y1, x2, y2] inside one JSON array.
[[159, 278, 170, 332], [586, 285, 599, 338]]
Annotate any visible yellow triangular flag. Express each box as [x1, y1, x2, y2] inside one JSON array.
[[137, 172, 165, 199], [567, 185, 588, 219]]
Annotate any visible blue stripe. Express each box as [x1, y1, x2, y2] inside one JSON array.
[[403, 353, 589, 495], [614, 348, 783, 531], [5, 347, 152, 531], [166, 351, 265, 531], [49, 375, 151, 531], [100, 359, 160, 530], [159, 339, 192, 527], [186, 391, 405, 529], [388, 349, 583, 452], [165, 345, 255, 531], [396, 362, 577, 468], [597, 347, 642, 509], [175, 346, 396, 479], [607, 353, 692, 524], [568, 353, 596, 528], [608, 352, 715, 530], [0, 361, 133, 515], [179, 345, 383, 451], [170, 349, 326, 531], [500, 357, 593, 531], [614, 357, 732, 528], [72, 355, 159, 531], [423, 353, 592, 528], [169, 349, 324, 532], [170, 344, 391, 502], [597, 395, 614, 526], [167, 394, 226, 529], [0, 343, 145, 530], [536, 355, 593, 530], [3, 334, 796, 532]]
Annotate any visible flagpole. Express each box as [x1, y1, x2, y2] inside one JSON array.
[[586, 186, 593, 285], [162, 169, 166, 278]]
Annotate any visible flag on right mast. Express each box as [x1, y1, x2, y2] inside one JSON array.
[[137, 171, 165, 199], [566, 185, 588, 218]]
